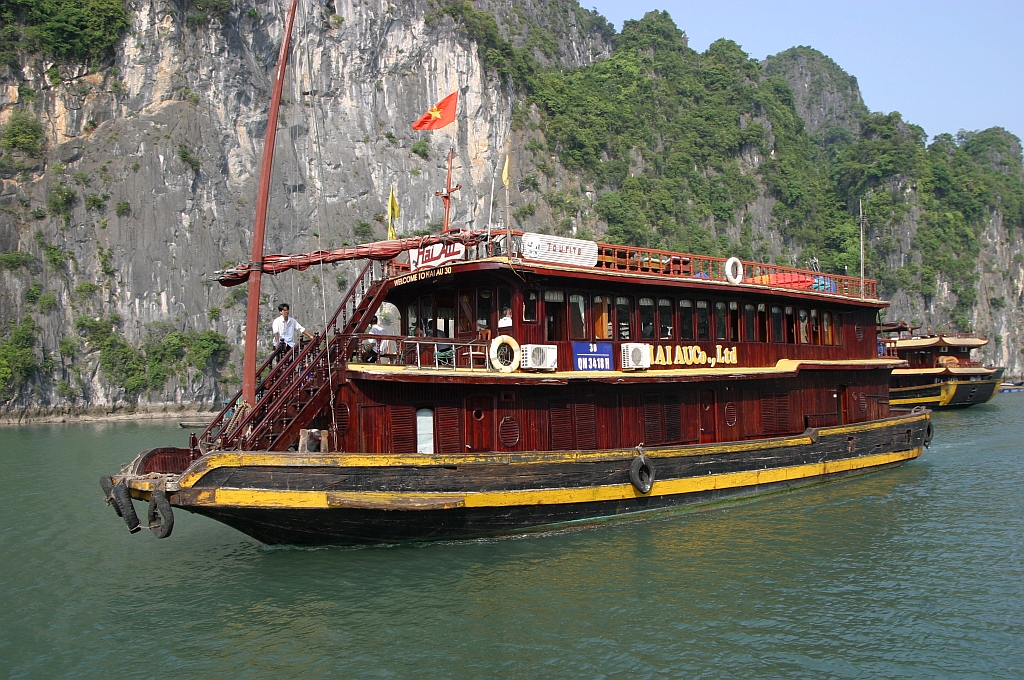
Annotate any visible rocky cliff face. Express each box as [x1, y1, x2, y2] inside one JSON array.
[[763, 47, 1024, 375], [0, 0, 614, 415], [762, 46, 868, 139], [0, 1, 1020, 417]]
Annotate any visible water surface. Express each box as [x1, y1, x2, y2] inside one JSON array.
[[1, 399, 1022, 677]]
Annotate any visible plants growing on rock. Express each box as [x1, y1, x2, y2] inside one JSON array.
[[0, 110, 45, 156]]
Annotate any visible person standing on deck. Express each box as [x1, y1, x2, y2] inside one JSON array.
[[362, 315, 387, 363], [272, 303, 313, 363]]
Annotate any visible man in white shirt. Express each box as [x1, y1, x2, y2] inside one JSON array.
[[498, 306, 513, 330], [272, 303, 313, 360]]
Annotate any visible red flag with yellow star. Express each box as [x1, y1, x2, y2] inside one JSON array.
[[412, 92, 458, 130]]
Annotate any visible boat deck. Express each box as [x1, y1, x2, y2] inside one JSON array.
[[348, 358, 906, 384]]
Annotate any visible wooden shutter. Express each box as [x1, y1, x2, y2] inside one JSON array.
[[575, 400, 597, 450], [775, 391, 790, 432], [760, 391, 776, 433], [389, 406, 417, 454], [436, 405, 462, 453], [550, 401, 574, 450], [760, 390, 790, 434], [642, 393, 665, 445], [664, 392, 682, 443]]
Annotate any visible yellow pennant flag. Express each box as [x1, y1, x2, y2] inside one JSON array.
[[501, 154, 510, 187], [386, 186, 400, 240]]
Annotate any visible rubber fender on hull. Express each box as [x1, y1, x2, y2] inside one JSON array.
[[110, 480, 141, 533], [99, 475, 122, 518], [147, 489, 174, 539], [924, 420, 934, 448], [629, 454, 656, 494]]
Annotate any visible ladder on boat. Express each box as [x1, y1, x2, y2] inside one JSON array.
[[197, 261, 390, 452]]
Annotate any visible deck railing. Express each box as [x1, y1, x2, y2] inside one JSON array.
[[344, 334, 493, 371], [472, 232, 877, 300]]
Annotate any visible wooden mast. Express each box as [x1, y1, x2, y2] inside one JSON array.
[[243, 0, 300, 406], [435, 147, 461, 232]]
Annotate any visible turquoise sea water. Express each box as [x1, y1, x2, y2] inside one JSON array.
[[1, 397, 1022, 678]]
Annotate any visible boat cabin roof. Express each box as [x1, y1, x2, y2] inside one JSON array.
[[388, 232, 884, 309], [894, 335, 989, 350]]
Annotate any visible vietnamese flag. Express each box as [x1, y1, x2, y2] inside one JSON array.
[[412, 92, 458, 130]]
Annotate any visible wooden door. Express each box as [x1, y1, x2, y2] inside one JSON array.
[[360, 405, 388, 453], [464, 395, 495, 453], [699, 389, 717, 443], [837, 385, 848, 425]]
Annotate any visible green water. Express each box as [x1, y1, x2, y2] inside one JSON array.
[[2, 398, 1022, 678]]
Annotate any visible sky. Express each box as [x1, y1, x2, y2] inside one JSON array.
[[587, 0, 1024, 143]]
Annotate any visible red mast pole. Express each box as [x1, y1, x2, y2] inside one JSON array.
[[242, 0, 300, 406], [435, 147, 461, 233]]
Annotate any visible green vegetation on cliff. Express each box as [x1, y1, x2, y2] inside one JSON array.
[[833, 115, 1024, 327], [443, 7, 1024, 330], [0, 0, 131, 65], [0, 317, 41, 397], [75, 316, 230, 396]]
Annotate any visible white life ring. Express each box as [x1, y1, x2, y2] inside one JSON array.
[[725, 257, 744, 285], [489, 335, 521, 373]]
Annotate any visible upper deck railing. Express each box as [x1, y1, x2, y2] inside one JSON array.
[[402, 232, 879, 301]]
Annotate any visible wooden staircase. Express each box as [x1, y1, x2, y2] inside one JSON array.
[[198, 261, 393, 451]]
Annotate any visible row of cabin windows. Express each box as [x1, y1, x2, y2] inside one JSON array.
[[406, 287, 514, 337], [526, 291, 843, 345], [403, 288, 843, 346]]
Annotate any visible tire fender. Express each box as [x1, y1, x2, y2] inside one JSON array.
[[111, 480, 141, 533], [725, 257, 744, 285], [99, 475, 122, 518], [147, 488, 175, 539], [489, 335, 521, 373], [629, 453, 655, 494], [924, 420, 934, 448]]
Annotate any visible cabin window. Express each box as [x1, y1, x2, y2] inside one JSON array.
[[419, 296, 435, 336], [757, 303, 768, 342], [785, 306, 796, 344], [679, 300, 694, 340], [833, 313, 843, 345], [822, 311, 834, 345], [416, 408, 434, 454], [658, 298, 674, 339], [639, 297, 656, 339], [523, 290, 538, 322], [407, 303, 418, 336], [798, 309, 810, 344], [436, 290, 455, 339], [810, 309, 820, 345], [498, 287, 513, 326], [477, 289, 492, 333], [771, 305, 784, 343], [457, 291, 475, 334], [545, 290, 566, 342], [714, 301, 727, 340], [616, 297, 632, 340], [593, 295, 613, 339], [697, 300, 711, 340], [744, 304, 756, 341], [728, 301, 739, 342], [569, 294, 588, 340]]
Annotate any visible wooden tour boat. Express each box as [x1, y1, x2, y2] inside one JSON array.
[[98, 0, 932, 545], [882, 329, 1004, 409]]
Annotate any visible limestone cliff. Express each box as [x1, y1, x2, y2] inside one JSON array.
[[0, 1, 1021, 418]]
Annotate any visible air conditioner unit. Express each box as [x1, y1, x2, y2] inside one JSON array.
[[621, 343, 652, 371], [521, 344, 558, 371]]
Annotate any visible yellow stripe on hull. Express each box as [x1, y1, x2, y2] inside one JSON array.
[[890, 381, 955, 408], [185, 448, 921, 511]]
